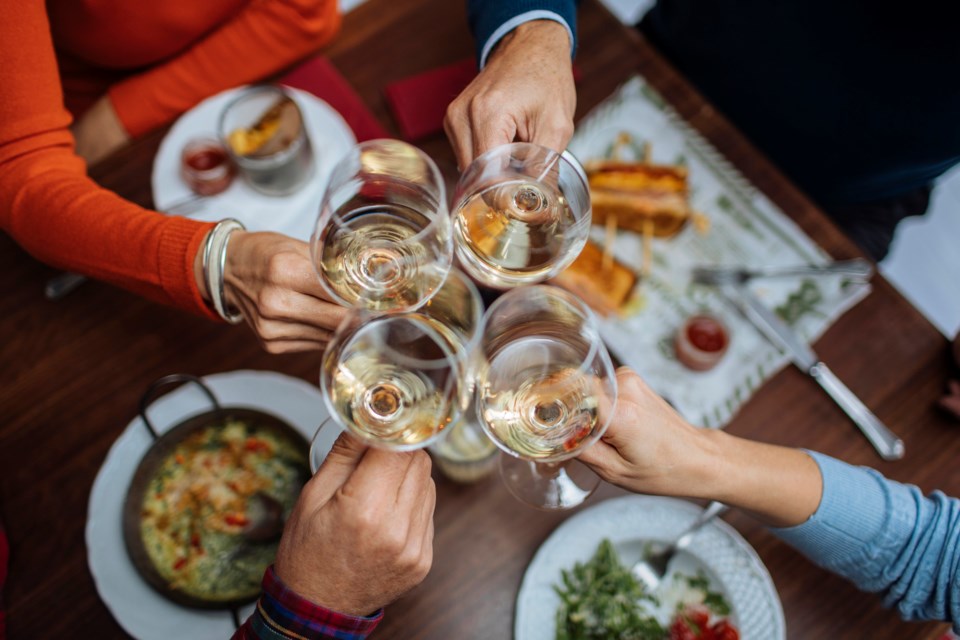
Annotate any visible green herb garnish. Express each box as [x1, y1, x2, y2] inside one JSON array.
[[554, 539, 665, 640]]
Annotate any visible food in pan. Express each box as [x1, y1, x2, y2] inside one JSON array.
[[138, 417, 308, 603]]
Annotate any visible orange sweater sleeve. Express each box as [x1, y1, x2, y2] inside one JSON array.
[[0, 0, 217, 318], [108, 0, 341, 137]]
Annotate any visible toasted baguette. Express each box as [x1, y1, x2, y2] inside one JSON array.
[[586, 161, 692, 238], [550, 240, 636, 316]]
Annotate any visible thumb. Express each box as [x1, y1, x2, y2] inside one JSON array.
[[303, 431, 369, 506]]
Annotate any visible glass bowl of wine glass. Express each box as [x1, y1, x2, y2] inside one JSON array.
[[452, 142, 591, 289]]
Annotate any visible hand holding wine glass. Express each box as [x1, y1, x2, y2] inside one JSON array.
[[475, 285, 618, 509]]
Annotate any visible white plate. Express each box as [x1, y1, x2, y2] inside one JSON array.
[[152, 86, 356, 241], [85, 370, 332, 640], [516, 495, 785, 640]]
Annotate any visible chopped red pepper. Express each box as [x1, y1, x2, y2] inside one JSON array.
[[225, 513, 249, 527], [244, 437, 271, 453], [173, 557, 188, 571], [190, 533, 201, 549]]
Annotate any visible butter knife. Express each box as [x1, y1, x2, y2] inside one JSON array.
[[723, 284, 905, 461]]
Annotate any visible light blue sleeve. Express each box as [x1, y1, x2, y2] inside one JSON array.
[[772, 451, 960, 631]]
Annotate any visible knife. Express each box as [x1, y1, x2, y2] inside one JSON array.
[[723, 284, 905, 461]]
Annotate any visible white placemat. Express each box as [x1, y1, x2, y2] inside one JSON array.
[[152, 86, 356, 241], [568, 76, 870, 427], [86, 370, 329, 640]]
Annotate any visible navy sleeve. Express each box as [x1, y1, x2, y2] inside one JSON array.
[[467, 0, 578, 65]]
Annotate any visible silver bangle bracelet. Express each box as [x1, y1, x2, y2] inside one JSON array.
[[202, 218, 245, 324]]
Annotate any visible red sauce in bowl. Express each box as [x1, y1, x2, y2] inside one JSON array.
[[181, 138, 235, 196], [675, 314, 730, 371]]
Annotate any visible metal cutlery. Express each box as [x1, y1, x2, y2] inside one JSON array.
[[631, 501, 728, 592], [720, 283, 904, 460], [692, 258, 873, 286], [44, 194, 209, 301]]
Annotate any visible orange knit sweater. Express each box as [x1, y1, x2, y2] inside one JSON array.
[[0, 0, 340, 317]]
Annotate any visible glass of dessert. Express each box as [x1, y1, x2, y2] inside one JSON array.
[[219, 85, 314, 196]]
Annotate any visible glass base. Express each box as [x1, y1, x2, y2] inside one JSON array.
[[499, 455, 601, 510]]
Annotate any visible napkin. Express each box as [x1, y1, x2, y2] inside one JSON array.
[[1, 517, 7, 640], [281, 57, 390, 142], [384, 58, 478, 141]]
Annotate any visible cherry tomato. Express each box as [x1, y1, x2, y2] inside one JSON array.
[[669, 618, 698, 640], [710, 620, 740, 640]]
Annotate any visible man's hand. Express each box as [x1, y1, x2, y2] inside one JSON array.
[[445, 19, 575, 169], [213, 231, 347, 353], [274, 433, 436, 616], [71, 95, 130, 166]]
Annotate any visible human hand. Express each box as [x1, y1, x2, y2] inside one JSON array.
[[580, 367, 822, 527], [71, 95, 130, 165], [274, 433, 436, 616], [219, 231, 346, 353], [444, 19, 575, 170], [579, 368, 714, 498]]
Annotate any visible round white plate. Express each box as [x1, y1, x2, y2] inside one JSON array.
[[516, 495, 785, 640], [86, 370, 333, 640], [152, 86, 357, 241]]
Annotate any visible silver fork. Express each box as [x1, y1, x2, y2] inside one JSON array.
[[631, 501, 728, 592], [691, 258, 873, 287], [44, 194, 209, 301]]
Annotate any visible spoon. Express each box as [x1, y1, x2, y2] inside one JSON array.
[[241, 492, 285, 543], [631, 501, 728, 592]]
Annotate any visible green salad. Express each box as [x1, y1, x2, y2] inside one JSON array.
[[554, 539, 734, 640]]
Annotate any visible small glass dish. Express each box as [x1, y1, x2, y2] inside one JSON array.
[[180, 137, 236, 196], [218, 85, 314, 196], [429, 413, 499, 484]]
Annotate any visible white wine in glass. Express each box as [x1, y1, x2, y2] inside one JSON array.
[[477, 285, 617, 509], [453, 143, 590, 289], [312, 139, 452, 312], [318, 269, 484, 452]]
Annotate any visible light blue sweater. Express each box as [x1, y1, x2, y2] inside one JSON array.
[[773, 452, 960, 630]]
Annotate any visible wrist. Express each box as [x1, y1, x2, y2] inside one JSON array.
[[489, 19, 571, 64]]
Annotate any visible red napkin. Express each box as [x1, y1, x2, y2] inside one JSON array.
[[384, 59, 584, 142], [384, 58, 478, 142], [1, 519, 7, 640], [281, 57, 390, 142]]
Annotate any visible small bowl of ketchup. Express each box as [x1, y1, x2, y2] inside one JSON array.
[[180, 137, 236, 196], [675, 314, 730, 372]]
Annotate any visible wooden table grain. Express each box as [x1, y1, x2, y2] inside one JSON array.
[[1, 0, 956, 638]]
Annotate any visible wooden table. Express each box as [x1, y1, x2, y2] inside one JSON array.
[[1, 0, 956, 638]]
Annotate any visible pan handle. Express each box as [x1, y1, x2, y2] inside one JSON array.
[[138, 374, 221, 441]]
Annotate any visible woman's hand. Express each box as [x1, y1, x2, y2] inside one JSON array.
[[580, 367, 823, 528], [219, 231, 346, 353]]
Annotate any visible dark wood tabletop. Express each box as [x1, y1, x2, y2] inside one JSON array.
[[1, 0, 957, 638]]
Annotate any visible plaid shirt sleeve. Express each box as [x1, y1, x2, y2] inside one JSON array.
[[232, 566, 383, 640]]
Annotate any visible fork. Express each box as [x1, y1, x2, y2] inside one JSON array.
[[691, 258, 873, 287], [631, 501, 728, 592], [44, 194, 209, 301]]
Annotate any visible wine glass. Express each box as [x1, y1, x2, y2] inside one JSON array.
[[311, 139, 453, 312], [475, 285, 618, 509], [452, 142, 591, 289], [313, 268, 484, 456]]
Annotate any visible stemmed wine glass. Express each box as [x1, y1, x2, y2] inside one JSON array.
[[475, 285, 618, 509], [311, 139, 453, 312], [452, 142, 591, 289], [309, 268, 484, 471]]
